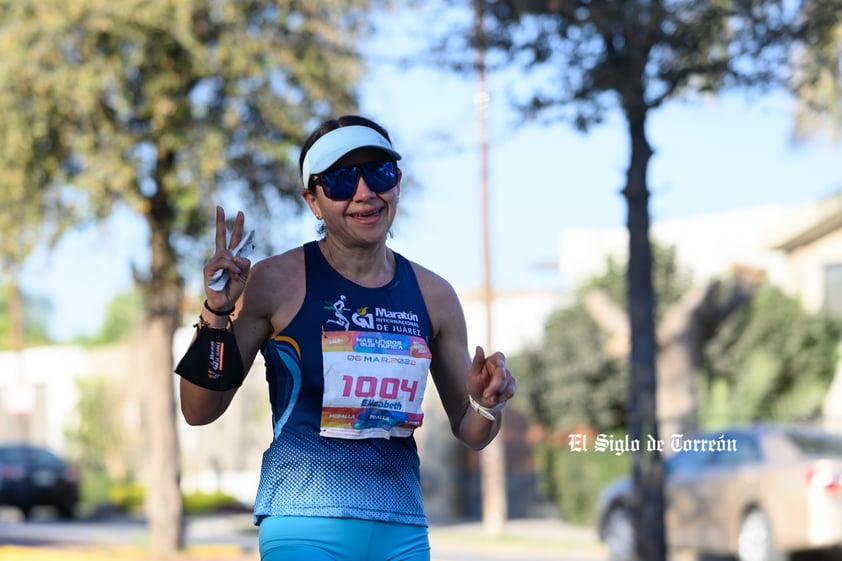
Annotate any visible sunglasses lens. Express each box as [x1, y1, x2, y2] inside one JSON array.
[[320, 166, 359, 200], [361, 161, 398, 193], [320, 161, 398, 201]]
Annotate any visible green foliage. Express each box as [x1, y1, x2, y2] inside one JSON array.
[[512, 241, 691, 434], [65, 374, 137, 515], [78, 470, 113, 516], [64, 375, 124, 475], [81, 480, 241, 516], [515, 249, 842, 522], [182, 490, 241, 514], [512, 306, 627, 433], [108, 481, 146, 514], [96, 289, 145, 343], [73, 289, 145, 346], [512, 245, 689, 522], [81, 478, 243, 516], [104, 483, 242, 515], [516, 246, 841, 436], [535, 433, 630, 525], [581, 244, 694, 323], [464, 1, 840, 128], [701, 282, 841, 426], [0, 0, 375, 306]]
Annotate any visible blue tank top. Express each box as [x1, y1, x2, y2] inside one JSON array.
[[253, 241, 433, 527]]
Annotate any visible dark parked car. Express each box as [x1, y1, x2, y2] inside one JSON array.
[[0, 444, 80, 519], [597, 423, 842, 561]]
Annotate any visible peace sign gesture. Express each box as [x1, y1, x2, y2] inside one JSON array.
[[203, 206, 253, 312]]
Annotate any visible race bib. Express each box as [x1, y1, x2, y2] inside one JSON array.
[[320, 330, 432, 439]]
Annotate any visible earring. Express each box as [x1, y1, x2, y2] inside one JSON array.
[[315, 214, 322, 220]]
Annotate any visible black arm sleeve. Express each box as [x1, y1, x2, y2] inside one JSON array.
[[174, 325, 246, 392]]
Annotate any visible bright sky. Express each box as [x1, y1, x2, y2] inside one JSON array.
[[18, 8, 842, 342]]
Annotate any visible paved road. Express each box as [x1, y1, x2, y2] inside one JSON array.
[[8, 512, 830, 561], [0, 509, 606, 561], [430, 518, 605, 561], [0, 509, 257, 550]]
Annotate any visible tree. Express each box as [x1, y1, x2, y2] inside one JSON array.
[[511, 243, 695, 524], [433, 2, 841, 559], [514, 243, 754, 435], [515, 244, 693, 435], [515, 305, 627, 434], [702, 282, 841, 425], [0, 2, 372, 556], [0, 17, 73, 435], [792, 21, 842, 143], [0, 284, 51, 350]]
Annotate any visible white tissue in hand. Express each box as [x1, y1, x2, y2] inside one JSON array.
[[208, 229, 255, 292]]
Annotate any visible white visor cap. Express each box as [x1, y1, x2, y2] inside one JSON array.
[[301, 125, 402, 187]]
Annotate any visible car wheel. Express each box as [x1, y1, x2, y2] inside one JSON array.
[[57, 504, 76, 519], [737, 509, 787, 561], [602, 505, 636, 561]]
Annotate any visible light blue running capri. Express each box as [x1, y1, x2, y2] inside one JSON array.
[[258, 516, 431, 561]]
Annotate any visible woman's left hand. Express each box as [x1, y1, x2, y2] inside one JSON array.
[[467, 346, 516, 408]]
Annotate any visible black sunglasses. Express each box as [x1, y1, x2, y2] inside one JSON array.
[[316, 161, 398, 201]]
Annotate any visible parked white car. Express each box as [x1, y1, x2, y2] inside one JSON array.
[[597, 423, 842, 561]]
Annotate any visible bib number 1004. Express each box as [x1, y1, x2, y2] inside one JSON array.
[[341, 375, 419, 402]]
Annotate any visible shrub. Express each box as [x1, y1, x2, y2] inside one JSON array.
[[182, 490, 241, 514], [537, 430, 630, 524], [108, 481, 146, 513]]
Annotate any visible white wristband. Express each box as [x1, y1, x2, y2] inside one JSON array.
[[469, 393, 506, 421]]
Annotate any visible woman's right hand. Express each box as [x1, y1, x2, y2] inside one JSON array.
[[203, 206, 252, 311]]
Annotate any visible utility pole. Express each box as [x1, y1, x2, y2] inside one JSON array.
[[474, 0, 507, 536]]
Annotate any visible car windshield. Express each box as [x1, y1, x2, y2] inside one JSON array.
[[666, 447, 713, 474], [0, 446, 64, 466], [664, 430, 763, 475], [0, 446, 30, 463], [786, 430, 842, 457]]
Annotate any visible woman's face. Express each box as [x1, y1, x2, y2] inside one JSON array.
[[303, 147, 401, 247]]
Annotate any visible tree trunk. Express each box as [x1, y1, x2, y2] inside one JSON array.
[[143, 163, 185, 558], [622, 112, 666, 561], [144, 313, 184, 559], [8, 275, 25, 352]]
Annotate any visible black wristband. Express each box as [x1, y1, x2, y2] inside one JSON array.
[[175, 324, 245, 391], [204, 299, 235, 316]]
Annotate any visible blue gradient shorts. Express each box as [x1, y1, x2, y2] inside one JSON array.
[[258, 516, 431, 561]]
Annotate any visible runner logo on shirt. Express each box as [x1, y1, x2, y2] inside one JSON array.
[[323, 294, 422, 336]]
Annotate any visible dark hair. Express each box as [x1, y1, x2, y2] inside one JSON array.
[[299, 115, 393, 193]]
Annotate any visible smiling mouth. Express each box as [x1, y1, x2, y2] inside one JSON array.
[[350, 208, 383, 219]]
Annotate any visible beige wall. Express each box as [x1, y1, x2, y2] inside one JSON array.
[[778, 227, 842, 314], [0, 345, 89, 451]]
